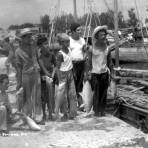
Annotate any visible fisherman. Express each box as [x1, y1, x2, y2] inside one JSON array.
[[85, 25, 126, 117], [55, 33, 77, 121], [0, 74, 12, 136], [69, 22, 86, 107], [37, 36, 56, 122], [15, 28, 42, 123]]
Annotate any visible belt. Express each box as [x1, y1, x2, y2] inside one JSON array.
[[72, 60, 85, 64]]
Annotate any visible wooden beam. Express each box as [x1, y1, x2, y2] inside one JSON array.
[[73, 0, 78, 21], [114, 67, 148, 78], [114, 0, 119, 67]]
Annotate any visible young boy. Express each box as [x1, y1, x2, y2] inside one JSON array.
[[55, 33, 77, 121], [0, 74, 11, 135], [37, 36, 56, 122]]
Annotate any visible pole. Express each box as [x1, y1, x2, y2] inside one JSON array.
[[112, 0, 119, 99], [114, 0, 119, 67], [73, 0, 78, 21]]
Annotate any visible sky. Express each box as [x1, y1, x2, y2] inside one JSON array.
[[0, 0, 148, 29]]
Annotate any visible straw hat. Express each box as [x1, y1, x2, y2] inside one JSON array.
[[92, 25, 108, 39], [20, 28, 32, 37]]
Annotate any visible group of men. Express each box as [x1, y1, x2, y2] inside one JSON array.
[[0, 22, 118, 136]]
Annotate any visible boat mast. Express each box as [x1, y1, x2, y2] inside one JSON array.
[[73, 0, 78, 21], [114, 0, 119, 67]]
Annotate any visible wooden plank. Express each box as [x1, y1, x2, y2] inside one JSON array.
[[130, 86, 145, 93], [114, 68, 148, 73], [131, 80, 148, 87], [121, 103, 148, 115]]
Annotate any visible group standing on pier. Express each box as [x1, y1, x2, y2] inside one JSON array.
[[0, 22, 126, 136]]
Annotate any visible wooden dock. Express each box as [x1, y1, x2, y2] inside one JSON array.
[[1, 113, 148, 148]]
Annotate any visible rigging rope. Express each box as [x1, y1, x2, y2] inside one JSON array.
[[134, 0, 148, 57], [103, 0, 115, 27], [49, 0, 61, 46]]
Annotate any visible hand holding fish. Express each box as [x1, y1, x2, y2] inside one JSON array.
[[84, 71, 91, 82]]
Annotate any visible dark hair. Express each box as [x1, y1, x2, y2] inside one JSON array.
[[70, 22, 80, 32], [0, 74, 8, 83], [37, 37, 48, 46]]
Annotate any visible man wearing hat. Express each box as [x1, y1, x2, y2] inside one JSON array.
[[15, 28, 42, 122], [55, 33, 77, 121], [86, 25, 126, 117]]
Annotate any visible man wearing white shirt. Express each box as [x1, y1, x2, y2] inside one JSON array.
[[69, 23, 86, 107]]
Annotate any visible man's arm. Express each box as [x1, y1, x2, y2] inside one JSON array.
[[38, 56, 51, 78], [15, 51, 22, 90], [84, 46, 92, 81], [56, 52, 63, 69], [53, 52, 63, 84], [108, 39, 127, 53]]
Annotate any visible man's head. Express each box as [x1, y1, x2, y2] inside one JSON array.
[[93, 25, 108, 44], [70, 22, 82, 39], [57, 33, 70, 48], [0, 74, 9, 91], [37, 36, 48, 48], [20, 28, 32, 46], [37, 36, 49, 55]]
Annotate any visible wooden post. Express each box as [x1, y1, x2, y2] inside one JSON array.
[[73, 0, 78, 21], [114, 0, 119, 68], [110, 0, 119, 99]]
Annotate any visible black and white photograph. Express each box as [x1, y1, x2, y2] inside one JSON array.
[[1, 0, 148, 147]]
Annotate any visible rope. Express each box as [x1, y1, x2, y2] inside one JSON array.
[[110, 95, 134, 116], [103, 0, 115, 27], [83, 13, 90, 38], [116, 95, 134, 106], [134, 0, 148, 57]]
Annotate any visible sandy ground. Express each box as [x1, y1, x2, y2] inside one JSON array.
[[1, 57, 148, 148]]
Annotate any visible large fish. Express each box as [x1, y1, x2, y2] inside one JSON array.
[[54, 82, 66, 118], [15, 112, 41, 131], [79, 80, 94, 113]]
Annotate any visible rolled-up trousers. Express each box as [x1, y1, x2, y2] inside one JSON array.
[[91, 72, 109, 114]]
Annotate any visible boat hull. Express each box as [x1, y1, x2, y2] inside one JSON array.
[[111, 46, 148, 63]]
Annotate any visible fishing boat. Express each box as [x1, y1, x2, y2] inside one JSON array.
[[111, 29, 148, 63], [111, 42, 148, 63]]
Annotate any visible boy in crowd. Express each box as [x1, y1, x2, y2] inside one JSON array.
[[55, 33, 77, 121], [37, 36, 56, 122], [0, 74, 11, 136]]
